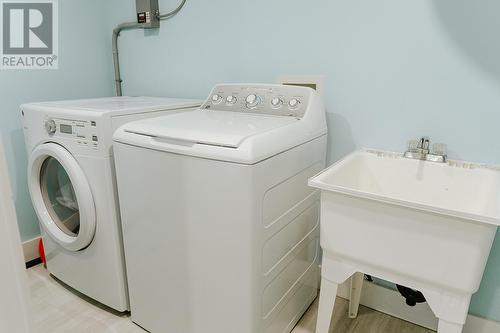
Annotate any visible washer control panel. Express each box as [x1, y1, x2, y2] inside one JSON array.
[[45, 118, 100, 149], [201, 84, 311, 118]]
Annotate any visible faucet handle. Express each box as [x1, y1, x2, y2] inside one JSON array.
[[432, 143, 447, 156], [418, 136, 430, 150], [407, 139, 419, 151]]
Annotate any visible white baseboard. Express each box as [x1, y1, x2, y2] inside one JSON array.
[[22, 237, 40, 263], [337, 280, 500, 333]]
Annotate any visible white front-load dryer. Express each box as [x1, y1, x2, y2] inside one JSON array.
[[21, 96, 200, 311], [113, 84, 328, 332]]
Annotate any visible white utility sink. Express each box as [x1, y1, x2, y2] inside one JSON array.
[[309, 149, 500, 333]]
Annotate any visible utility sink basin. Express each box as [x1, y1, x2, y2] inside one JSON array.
[[309, 149, 500, 333], [311, 149, 500, 226]]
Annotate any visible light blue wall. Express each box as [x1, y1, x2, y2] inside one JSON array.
[[107, 0, 500, 321], [3, 0, 499, 323], [0, 0, 113, 242]]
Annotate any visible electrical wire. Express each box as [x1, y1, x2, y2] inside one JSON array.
[[112, 22, 146, 96], [112, 0, 188, 96], [158, 0, 187, 20]]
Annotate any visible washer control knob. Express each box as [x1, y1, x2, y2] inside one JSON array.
[[271, 97, 283, 108], [211, 94, 223, 104], [45, 119, 56, 135], [288, 98, 301, 109], [226, 95, 237, 105], [245, 94, 261, 108]]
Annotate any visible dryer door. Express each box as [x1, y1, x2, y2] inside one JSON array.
[[28, 143, 96, 251]]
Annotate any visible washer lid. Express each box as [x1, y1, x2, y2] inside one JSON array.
[[122, 110, 298, 148]]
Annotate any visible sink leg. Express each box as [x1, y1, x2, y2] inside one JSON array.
[[423, 290, 470, 333], [438, 320, 464, 333], [349, 272, 364, 318], [315, 278, 338, 333]]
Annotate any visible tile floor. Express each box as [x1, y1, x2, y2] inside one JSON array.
[[27, 265, 434, 333]]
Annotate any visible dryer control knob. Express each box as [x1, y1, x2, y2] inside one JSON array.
[[271, 97, 283, 108], [288, 98, 301, 109], [245, 94, 260, 108], [45, 120, 56, 135], [226, 95, 237, 105], [211, 94, 223, 104]]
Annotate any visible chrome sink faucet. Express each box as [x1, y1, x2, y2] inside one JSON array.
[[404, 136, 447, 163]]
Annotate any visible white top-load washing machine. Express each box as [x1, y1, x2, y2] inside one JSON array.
[[113, 84, 328, 332], [21, 96, 201, 311]]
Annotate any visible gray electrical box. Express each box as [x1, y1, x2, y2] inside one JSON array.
[[136, 0, 160, 28]]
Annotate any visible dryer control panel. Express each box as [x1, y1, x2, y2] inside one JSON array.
[[44, 118, 100, 150], [201, 84, 311, 118]]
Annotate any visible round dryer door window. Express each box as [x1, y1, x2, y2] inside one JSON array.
[[39, 157, 81, 237], [28, 143, 96, 251]]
